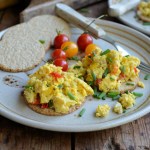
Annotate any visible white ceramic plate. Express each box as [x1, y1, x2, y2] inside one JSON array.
[[118, 10, 150, 35], [0, 20, 150, 132]]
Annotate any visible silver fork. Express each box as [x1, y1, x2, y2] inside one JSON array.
[[55, 3, 150, 74]]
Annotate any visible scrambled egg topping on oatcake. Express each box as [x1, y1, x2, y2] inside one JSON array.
[[24, 64, 93, 114]]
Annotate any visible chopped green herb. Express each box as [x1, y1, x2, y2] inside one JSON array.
[[87, 81, 94, 86], [58, 84, 63, 89], [91, 71, 96, 81], [123, 109, 126, 113], [73, 65, 81, 69], [102, 68, 109, 78], [46, 83, 50, 87], [102, 95, 106, 100], [112, 95, 120, 101], [93, 87, 101, 99], [100, 49, 110, 56], [78, 75, 83, 79], [143, 22, 150, 26], [79, 8, 89, 13], [69, 56, 80, 61], [48, 100, 53, 108], [24, 85, 34, 90], [125, 55, 130, 57], [107, 91, 120, 98], [67, 92, 76, 100], [107, 57, 113, 63], [144, 74, 150, 80], [126, 82, 135, 86], [99, 92, 106, 99], [39, 40, 45, 44], [120, 65, 126, 73], [132, 92, 143, 97], [110, 76, 115, 81], [79, 108, 86, 117]]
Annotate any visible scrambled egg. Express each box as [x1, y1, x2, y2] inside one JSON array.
[[24, 63, 94, 113], [113, 102, 123, 114], [119, 93, 136, 109], [95, 104, 110, 117], [138, 1, 150, 17], [138, 81, 145, 88], [69, 49, 141, 93]]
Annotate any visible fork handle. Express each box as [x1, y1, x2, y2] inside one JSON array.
[[55, 3, 106, 39]]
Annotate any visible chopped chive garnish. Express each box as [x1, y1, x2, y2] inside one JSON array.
[[102, 95, 106, 100], [125, 55, 130, 57], [73, 65, 81, 69], [79, 108, 86, 117], [67, 92, 76, 100], [112, 95, 120, 101], [79, 8, 89, 13], [48, 100, 53, 108], [91, 71, 96, 81], [58, 84, 63, 89], [87, 81, 94, 86], [107, 91, 120, 98], [126, 82, 135, 86], [100, 49, 110, 56], [120, 65, 126, 73], [123, 109, 126, 113], [93, 87, 102, 99], [24, 85, 33, 90], [107, 57, 113, 63], [39, 40, 45, 44], [102, 68, 109, 78], [144, 74, 150, 80], [99, 92, 106, 99], [110, 76, 115, 81], [132, 92, 143, 97], [143, 22, 150, 26], [69, 56, 80, 61]]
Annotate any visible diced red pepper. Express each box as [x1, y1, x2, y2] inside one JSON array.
[[41, 103, 49, 109], [119, 73, 126, 80], [32, 94, 40, 105], [111, 65, 119, 74], [134, 67, 138, 73], [95, 78, 102, 85], [50, 72, 63, 79]]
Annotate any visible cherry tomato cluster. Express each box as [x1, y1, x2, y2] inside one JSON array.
[[52, 31, 100, 71]]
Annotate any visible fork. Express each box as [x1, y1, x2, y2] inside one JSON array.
[[55, 3, 150, 74]]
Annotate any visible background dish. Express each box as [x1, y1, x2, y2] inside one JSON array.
[[118, 10, 150, 35], [0, 20, 150, 132]]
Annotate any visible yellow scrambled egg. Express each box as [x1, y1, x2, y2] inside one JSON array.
[[138, 1, 150, 17], [95, 104, 110, 117], [119, 93, 136, 109], [24, 63, 94, 113], [69, 49, 141, 93], [113, 102, 123, 114]]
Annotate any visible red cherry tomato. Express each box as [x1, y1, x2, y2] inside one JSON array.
[[53, 58, 68, 71], [77, 33, 93, 51], [51, 49, 67, 60], [54, 34, 69, 49]]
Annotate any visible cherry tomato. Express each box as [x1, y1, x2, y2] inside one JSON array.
[[85, 44, 101, 55], [54, 34, 69, 49], [77, 33, 93, 51], [51, 49, 67, 60], [61, 41, 78, 58], [53, 58, 68, 71]]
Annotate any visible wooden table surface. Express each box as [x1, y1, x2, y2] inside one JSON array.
[[0, 1, 150, 150]]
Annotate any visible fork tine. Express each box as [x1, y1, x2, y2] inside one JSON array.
[[140, 62, 150, 70], [138, 65, 150, 74]]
